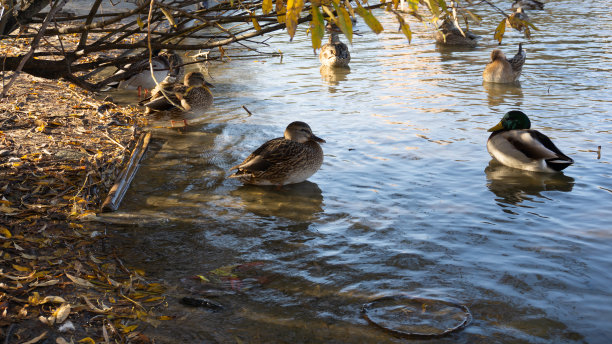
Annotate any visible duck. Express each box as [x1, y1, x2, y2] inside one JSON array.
[[434, 17, 479, 47], [511, 0, 543, 10], [140, 71, 213, 114], [483, 43, 526, 83], [228, 121, 325, 186], [487, 110, 574, 172], [107, 50, 183, 92], [319, 23, 350, 68]]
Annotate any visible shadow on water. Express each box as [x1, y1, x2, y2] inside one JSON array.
[[484, 159, 575, 206], [319, 65, 351, 86], [482, 81, 524, 107], [230, 181, 324, 221]]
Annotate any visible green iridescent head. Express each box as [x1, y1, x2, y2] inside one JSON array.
[[488, 110, 531, 132]]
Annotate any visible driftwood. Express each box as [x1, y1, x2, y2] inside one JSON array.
[[101, 130, 152, 212]]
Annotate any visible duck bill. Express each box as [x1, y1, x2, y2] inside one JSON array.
[[488, 121, 504, 132], [205, 81, 215, 88], [311, 135, 326, 143]]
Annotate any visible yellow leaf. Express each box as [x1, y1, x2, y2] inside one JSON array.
[[137, 16, 144, 30], [395, 13, 412, 43], [158, 315, 173, 320], [78, 337, 96, 344], [13, 264, 30, 272], [275, 0, 286, 23], [427, 0, 440, 17], [285, 0, 305, 40], [310, 6, 325, 50], [144, 296, 164, 302], [494, 17, 506, 44], [252, 17, 261, 31], [355, 1, 383, 34], [262, 0, 272, 14], [333, 3, 353, 43], [160, 8, 176, 27], [196, 274, 210, 282], [0, 226, 12, 238]]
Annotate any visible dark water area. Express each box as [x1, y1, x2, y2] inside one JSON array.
[[99, 0, 612, 342]]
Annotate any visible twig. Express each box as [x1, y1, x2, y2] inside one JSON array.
[[242, 105, 253, 116]]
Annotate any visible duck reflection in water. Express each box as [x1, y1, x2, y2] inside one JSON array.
[[485, 160, 574, 206], [483, 81, 523, 107], [230, 181, 323, 221], [319, 65, 350, 86]]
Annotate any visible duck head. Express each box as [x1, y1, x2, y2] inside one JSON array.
[[183, 71, 214, 88], [488, 110, 531, 132], [284, 121, 326, 143]]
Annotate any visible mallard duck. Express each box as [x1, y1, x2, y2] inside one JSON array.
[[141, 71, 213, 114], [487, 110, 574, 172], [228, 121, 325, 186], [434, 18, 479, 47], [483, 43, 526, 83], [105, 50, 182, 93], [511, 0, 543, 10], [319, 23, 350, 68]]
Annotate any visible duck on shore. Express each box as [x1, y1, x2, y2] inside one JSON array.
[[140, 71, 213, 114], [483, 43, 526, 83], [228, 121, 325, 186], [487, 110, 574, 172]]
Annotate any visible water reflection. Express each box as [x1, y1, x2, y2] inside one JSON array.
[[482, 81, 523, 107], [319, 65, 350, 86], [482, 81, 524, 107], [229, 181, 323, 221], [485, 160, 574, 205]]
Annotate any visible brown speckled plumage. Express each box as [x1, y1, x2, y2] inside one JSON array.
[[141, 72, 213, 114], [229, 121, 325, 186], [434, 18, 479, 47], [319, 24, 350, 68]]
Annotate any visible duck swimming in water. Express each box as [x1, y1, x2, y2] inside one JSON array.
[[483, 43, 526, 83], [319, 23, 350, 68], [487, 110, 573, 172], [228, 121, 325, 186]]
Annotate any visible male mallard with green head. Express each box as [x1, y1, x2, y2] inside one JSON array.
[[141, 71, 213, 114], [228, 121, 325, 186], [487, 110, 573, 172], [319, 23, 350, 68], [483, 43, 526, 83]]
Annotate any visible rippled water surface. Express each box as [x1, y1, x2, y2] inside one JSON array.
[[100, 1, 612, 342]]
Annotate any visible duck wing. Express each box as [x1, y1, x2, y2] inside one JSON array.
[[142, 85, 185, 111], [230, 138, 300, 173]]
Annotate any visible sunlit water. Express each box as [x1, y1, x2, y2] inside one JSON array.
[[98, 0, 612, 342]]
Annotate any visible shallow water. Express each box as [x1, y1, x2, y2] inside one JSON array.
[[100, 1, 612, 342]]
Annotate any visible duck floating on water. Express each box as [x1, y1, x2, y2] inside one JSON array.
[[434, 18, 479, 47], [319, 23, 350, 68], [483, 43, 526, 83], [228, 121, 325, 186], [140, 71, 213, 114], [487, 110, 573, 172], [511, 0, 544, 10]]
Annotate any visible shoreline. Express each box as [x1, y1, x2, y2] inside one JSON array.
[[1, 73, 166, 343]]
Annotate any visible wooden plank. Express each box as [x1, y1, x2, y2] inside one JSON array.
[[101, 130, 151, 212]]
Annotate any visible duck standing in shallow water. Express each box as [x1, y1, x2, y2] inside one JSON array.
[[511, 0, 544, 10], [319, 23, 350, 68], [487, 110, 574, 172], [228, 121, 325, 186], [141, 71, 213, 114], [483, 43, 526, 83]]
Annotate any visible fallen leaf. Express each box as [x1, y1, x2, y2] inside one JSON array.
[[66, 273, 95, 288]]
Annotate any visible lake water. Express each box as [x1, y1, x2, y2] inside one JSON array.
[[99, 0, 612, 342]]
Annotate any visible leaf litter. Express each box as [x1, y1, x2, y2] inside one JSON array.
[[0, 72, 170, 343]]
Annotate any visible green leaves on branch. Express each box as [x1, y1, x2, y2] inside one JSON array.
[[356, 1, 383, 34], [310, 6, 325, 50], [333, 2, 353, 43]]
